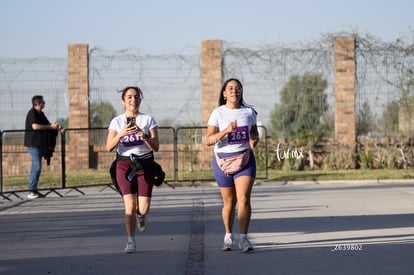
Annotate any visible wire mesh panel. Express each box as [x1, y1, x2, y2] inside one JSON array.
[[222, 40, 335, 135], [176, 127, 214, 181], [0, 57, 67, 130], [88, 49, 202, 127], [355, 36, 414, 137], [156, 127, 176, 182]]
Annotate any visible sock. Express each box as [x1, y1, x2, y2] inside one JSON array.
[[240, 233, 248, 239], [225, 232, 233, 238], [128, 236, 135, 242]]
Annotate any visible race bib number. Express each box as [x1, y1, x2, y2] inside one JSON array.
[[228, 126, 249, 144], [120, 134, 144, 146]]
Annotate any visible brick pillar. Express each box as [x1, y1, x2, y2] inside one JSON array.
[[67, 44, 89, 170], [201, 40, 223, 126], [334, 37, 356, 147]]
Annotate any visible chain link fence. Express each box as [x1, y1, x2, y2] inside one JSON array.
[[0, 57, 67, 130], [355, 35, 414, 137], [222, 40, 335, 131], [88, 48, 202, 127]]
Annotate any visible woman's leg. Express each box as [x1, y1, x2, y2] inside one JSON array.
[[136, 170, 153, 232], [219, 186, 236, 233], [123, 194, 137, 237], [136, 169, 154, 215], [234, 175, 254, 234]]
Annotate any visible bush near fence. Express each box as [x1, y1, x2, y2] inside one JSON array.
[[267, 137, 414, 171]]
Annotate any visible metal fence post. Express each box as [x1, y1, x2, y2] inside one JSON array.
[[0, 131, 3, 193], [61, 130, 66, 189]]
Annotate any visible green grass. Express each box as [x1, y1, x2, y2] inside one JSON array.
[[2, 170, 111, 191], [265, 168, 414, 182], [3, 168, 414, 192]]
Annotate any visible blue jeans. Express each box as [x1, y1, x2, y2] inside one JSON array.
[[28, 147, 42, 191]]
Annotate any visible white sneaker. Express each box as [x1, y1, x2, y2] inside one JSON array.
[[239, 238, 254, 253], [222, 234, 234, 251], [124, 241, 136, 253], [27, 191, 40, 199], [137, 215, 147, 232]]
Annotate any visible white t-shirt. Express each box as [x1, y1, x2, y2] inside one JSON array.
[[108, 113, 158, 157], [207, 105, 257, 153]]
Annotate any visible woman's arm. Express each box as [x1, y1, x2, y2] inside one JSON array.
[[205, 121, 237, 146], [106, 123, 133, 152], [143, 127, 160, 152], [205, 125, 219, 146], [106, 129, 122, 152]]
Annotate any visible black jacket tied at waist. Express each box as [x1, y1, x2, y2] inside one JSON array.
[[109, 151, 165, 196]]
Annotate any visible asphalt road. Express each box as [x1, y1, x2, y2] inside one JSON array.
[[1, 180, 414, 275]]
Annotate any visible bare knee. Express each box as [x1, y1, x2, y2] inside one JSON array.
[[123, 194, 137, 215], [137, 196, 151, 215]]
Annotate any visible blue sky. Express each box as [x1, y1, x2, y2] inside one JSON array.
[[0, 0, 413, 57]]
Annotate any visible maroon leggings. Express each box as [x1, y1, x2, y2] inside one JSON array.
[[116, 159, 154, 197]]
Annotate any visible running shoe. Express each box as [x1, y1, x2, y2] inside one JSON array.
[[124, 240, 136, 253], [239, 238, 254, 253], [27, 191, 43, 199], [137, 215, 147, 232], [222, 234, 234, 251]]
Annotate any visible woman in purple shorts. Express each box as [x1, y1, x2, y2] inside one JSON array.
[[106, 86, 160, 253], [205, 78, 259, 253]]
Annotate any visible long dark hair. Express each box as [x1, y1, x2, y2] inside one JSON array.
[[218, 78, 256, 113]]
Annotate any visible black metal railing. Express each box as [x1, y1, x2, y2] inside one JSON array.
[[0, 126, 269, 200]]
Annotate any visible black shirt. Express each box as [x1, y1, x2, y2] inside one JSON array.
[[24, 108, 50, 147]]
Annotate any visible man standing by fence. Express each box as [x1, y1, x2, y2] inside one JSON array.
[[24, 95, 60, 199]]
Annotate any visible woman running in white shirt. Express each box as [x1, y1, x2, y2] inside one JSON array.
[[106, 86, 159, 253], [205, 78, 259, 253]]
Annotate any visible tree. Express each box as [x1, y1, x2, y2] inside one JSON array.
[[397, 79, 414, 136], [271, 73, 328, 138], [378, 100, 399, 136], [356, 101, 376, 136], [87, 101, 117, 146], [56, 117, 68, 129], [89, 101, 117, 127], [55, 101, 116, 130]]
